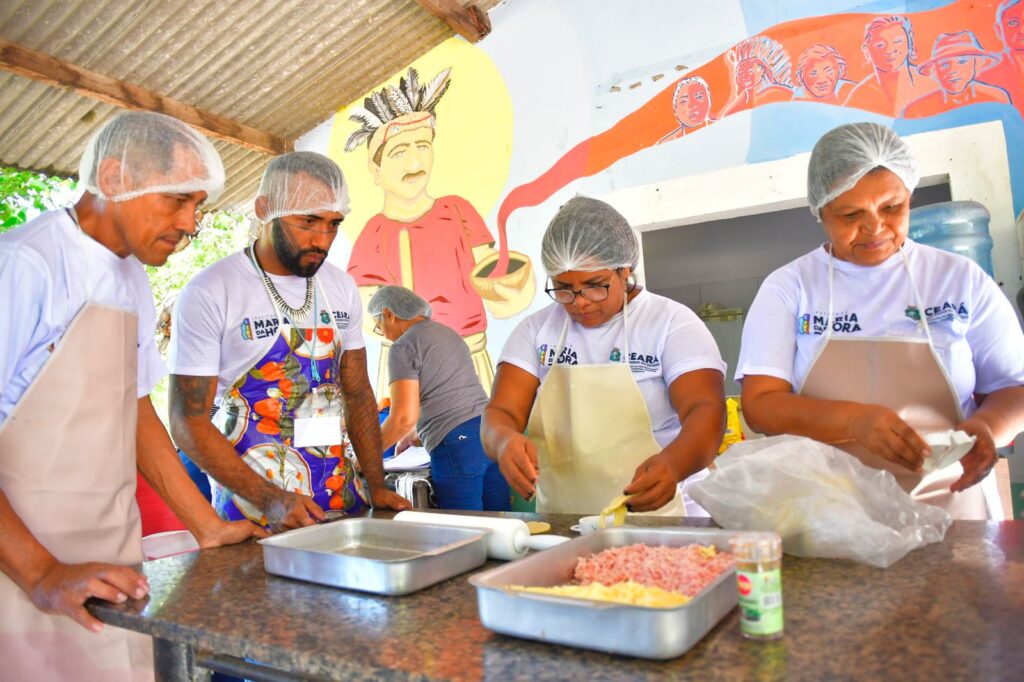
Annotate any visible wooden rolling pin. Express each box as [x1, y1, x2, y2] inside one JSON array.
[[393, 511, 568, 560]]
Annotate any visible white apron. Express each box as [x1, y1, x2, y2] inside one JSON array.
[[798, 246, 1001, 520], [0, 222, 152, 680], [526, 292, 685, 516]]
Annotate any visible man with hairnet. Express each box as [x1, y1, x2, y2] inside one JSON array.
[[370, 285, 509, 511], [0, 111, 265, 679], [482, 196, 727, 516], [737, 122, 1024, 519], [170, 152, 411, 532]]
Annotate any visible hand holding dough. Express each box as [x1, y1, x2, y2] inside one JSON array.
[[598, 494, 633, 528]]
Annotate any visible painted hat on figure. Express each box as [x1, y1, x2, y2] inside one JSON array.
[[918, 31, 999, 76]]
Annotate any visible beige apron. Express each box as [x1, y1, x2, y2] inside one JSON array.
[[0, 223, 152, 680], [527, 293, 685, 516], [799, 246, 999, 520]]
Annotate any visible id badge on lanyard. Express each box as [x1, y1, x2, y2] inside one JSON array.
[[293, 384, 344, 448]]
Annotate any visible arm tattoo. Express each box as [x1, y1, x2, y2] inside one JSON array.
[[170, 375, 216, 420]]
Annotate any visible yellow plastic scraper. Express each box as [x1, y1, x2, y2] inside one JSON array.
[[598, 494, 633, 528]]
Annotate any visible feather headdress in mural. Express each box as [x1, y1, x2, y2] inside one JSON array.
[[731, 36, 794, 88], [345, 67, 453, 152]]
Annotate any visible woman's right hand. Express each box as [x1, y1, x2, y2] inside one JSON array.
[[496, 431, 539, 500], [847, 404, 930, 470]]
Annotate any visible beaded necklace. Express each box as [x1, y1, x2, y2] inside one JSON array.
[[247, 244, 313, 322]]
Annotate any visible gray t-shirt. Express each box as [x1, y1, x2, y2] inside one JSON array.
[[387, 319, 489, 451]]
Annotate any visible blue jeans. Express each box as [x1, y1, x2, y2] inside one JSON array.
[[428, 416, 510, 511], [178, 449, 212, 502]]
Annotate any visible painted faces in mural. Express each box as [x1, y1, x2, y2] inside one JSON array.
[[936, 55, 979, 93], [796, 45, 849, 102], [903, 31, 1008, 117], [802, 56, 840, 96], [736, 58, 767, 90], [372, 124, 435, 202], [674, 79, 711, 127], [998, 1, 1024, 52], [865, 20, 912, 72]]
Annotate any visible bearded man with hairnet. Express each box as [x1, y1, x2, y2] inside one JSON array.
[[0, 111, 265, 680], [481, 196, 727, 516], [169, 152, 411, 533]]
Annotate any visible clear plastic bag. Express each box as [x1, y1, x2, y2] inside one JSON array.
[[689, 435, 951, 568]]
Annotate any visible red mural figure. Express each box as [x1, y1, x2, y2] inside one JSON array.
[[794, 44, 857, 104], [494, 1, 1022, 258], [658, 76, 714, 143], [903, 31, 1009, 117], [719, 36, 794, 117], [982, 0, 1024, 106], [844, 16, 934, 115], [345, 68, 533, 395]]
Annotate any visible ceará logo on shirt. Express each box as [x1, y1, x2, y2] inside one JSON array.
[[611, 347, 661, 373], [905, 301, 969, 325]]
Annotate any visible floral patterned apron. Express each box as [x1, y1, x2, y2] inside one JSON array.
[[210, 247, 369, 525]]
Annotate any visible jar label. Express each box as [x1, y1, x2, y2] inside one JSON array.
[[736, 568, 784, 636]]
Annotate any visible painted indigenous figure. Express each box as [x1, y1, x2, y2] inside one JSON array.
[[345, 68, 533, 397], [794, 44, 856, 104], [981, 0, 1024, 108], [844, 15, 933, 115], [658, 76, 715, 143], [719, 35, 794, 117], [903, 31, 1009, 118]]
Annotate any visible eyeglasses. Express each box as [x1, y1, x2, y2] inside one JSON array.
[[372, 316, 383, 336], [545, 283, 611, 304], [279, 216, 341, 236]]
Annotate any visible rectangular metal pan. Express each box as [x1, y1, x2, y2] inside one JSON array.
[[260, 518, 487, 596], [470, 527, 737, 659]]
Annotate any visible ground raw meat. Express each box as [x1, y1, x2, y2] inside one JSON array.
[[573, 543, 734, 597]]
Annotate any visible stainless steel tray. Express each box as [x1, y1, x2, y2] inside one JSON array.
[[469, 527, 737, 659], [260, 518, 487, 596]]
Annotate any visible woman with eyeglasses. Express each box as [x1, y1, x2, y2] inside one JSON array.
[[481, 196, 727, 515]]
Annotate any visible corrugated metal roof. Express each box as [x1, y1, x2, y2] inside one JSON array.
[[0, 0, 502, 210]]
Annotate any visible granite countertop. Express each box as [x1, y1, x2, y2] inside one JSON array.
[[92, 513, 1024, 681]]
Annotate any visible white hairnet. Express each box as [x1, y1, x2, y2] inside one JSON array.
[[257, 152, 350, 221], [368, 285, 432, 321], [78, 111, 225, 203], [807, 122, 919, 219], [540, 196, 639, 276]]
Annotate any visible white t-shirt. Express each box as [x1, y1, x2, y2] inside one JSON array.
[[736, 239, 1024, 417], [499, 288, 726, 448], [168, 250, 366, 404], [0, 210, 166, 424]]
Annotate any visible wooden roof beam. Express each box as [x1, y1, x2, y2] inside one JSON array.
[[413, 0, 491, 43], [0, 39, 290, 155]]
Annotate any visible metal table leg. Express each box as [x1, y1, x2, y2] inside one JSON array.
[[153, 636, 195, 682]]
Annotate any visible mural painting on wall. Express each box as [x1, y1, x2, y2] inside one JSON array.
[[330, 42, 532, 397], [498, 0, 1024, 237]]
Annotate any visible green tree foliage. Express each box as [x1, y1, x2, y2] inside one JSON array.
[[0, 167, 77, 232], [147, 212, 250, 312]]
